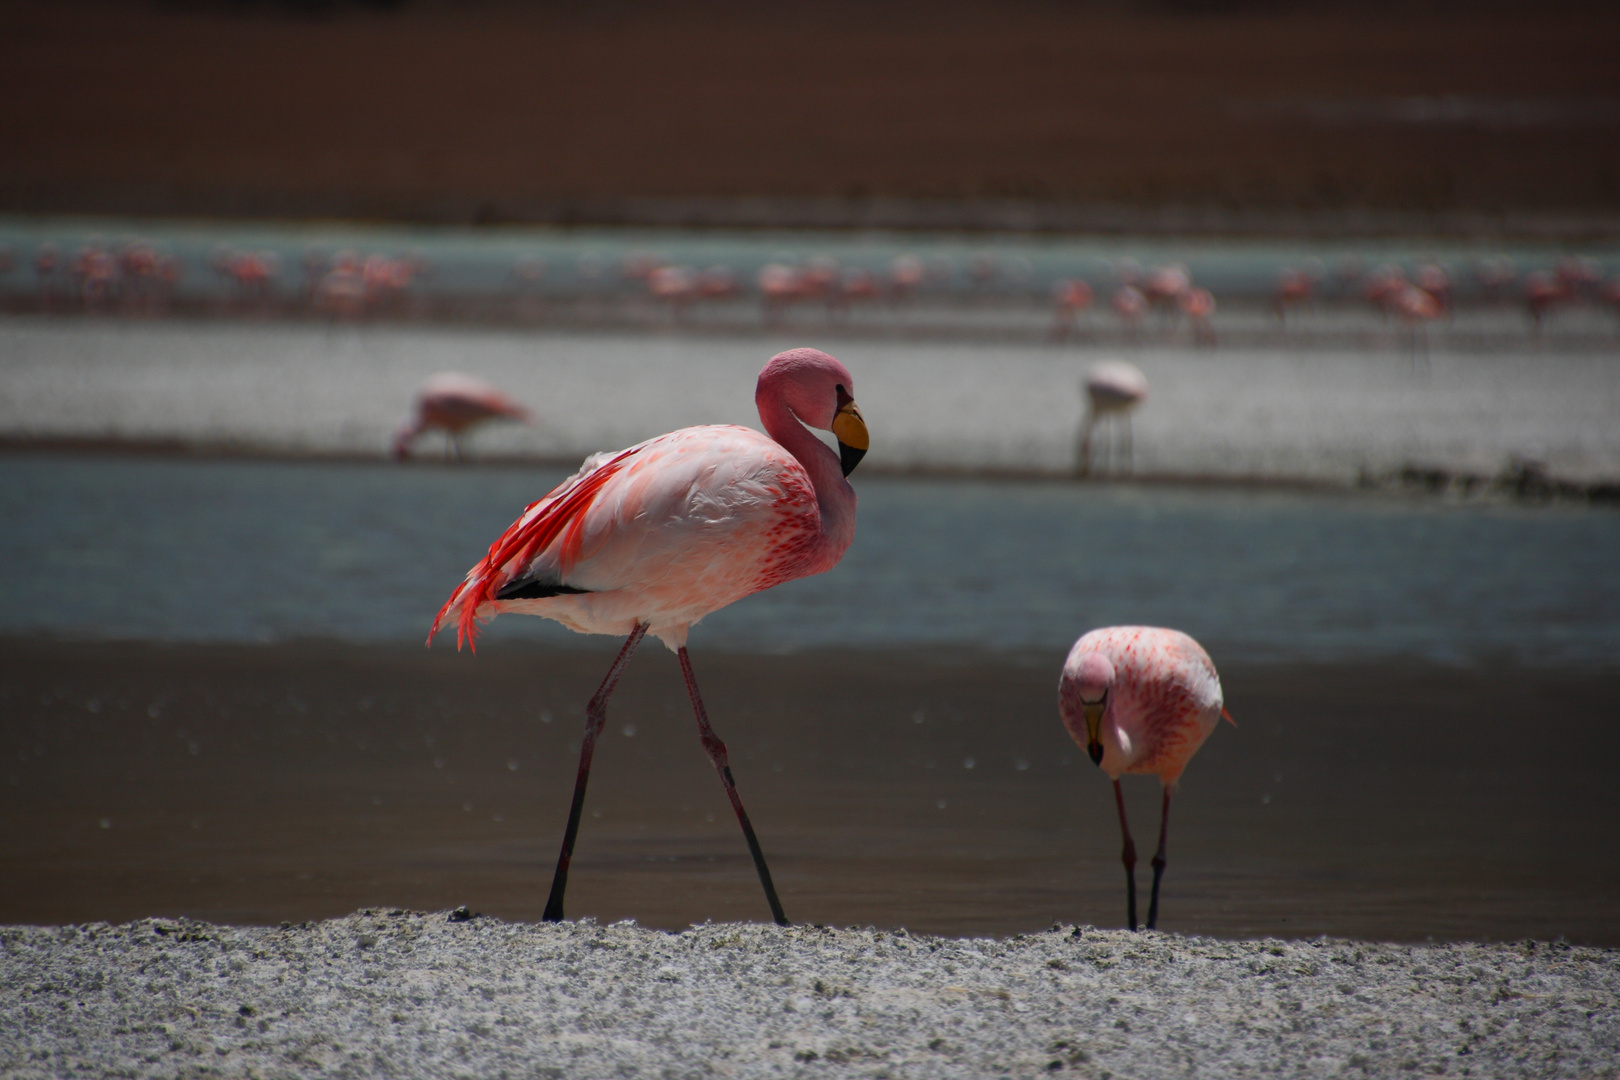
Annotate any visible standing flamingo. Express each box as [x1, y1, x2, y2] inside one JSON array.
[[1050, 278, 1095, 340], [1272, 267, 1312, 324], [1059, 626, 1232, 931], [1390, 285, 1442, 366], [1180, 287, 1217, 347], [392, 372, 531, 460], [1142, 264, 1191, 319], [1110, 285, 1147, 341], [1076, 360, 1148, 476], [428, 347, 869, 926]]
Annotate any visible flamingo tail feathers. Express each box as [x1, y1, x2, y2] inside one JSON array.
[[427, 445, 642, 651]]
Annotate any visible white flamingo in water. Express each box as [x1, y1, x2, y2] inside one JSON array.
[[1060, 626, 1234, 931], [1077, 360, 1148, 476], [429, 347, 870, 926]]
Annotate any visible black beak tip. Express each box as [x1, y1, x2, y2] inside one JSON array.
[[839, 441, 867, 477], [1087, 743, 1104, 766]]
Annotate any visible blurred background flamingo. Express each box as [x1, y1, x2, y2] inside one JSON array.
[[392, 372, 532, 461], [1076, 360, 1149, 476]]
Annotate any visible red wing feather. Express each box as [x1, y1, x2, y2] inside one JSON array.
[[428, 446, 642, 650]]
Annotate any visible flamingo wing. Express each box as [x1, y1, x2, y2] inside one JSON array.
[[429, 444, 643, 649], [430, 425, 824, 650]]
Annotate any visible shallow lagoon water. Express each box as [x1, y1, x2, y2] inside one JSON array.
[[2, 454, 1617, 664], [2, 453, 1618, 942]]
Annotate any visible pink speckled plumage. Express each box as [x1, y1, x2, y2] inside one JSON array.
[[1060, 626, 1225, 785], [1059, 626, 1233, 932], [428, 348, 867, 928]]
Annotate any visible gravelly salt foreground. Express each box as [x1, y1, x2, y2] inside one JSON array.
[[3, 911, 1616, 1079]]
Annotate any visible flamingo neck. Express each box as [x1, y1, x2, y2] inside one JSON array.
[[756, 389, 857, 559]]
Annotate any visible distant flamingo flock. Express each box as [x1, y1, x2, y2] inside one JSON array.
[[4, 236, 1614, 338]]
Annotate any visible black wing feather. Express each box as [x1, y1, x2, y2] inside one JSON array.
[[495, 578, 592, 600]]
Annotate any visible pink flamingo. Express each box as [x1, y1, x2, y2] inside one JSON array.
[[758, 263, 805, 324], [1555, 256, 1601, 298], [889, 254, 924, 301], [1142, 263, 1191, 315], [1523, 271, 1570, 333], [1050, 278, 1094, 339], [800, 257, 840, 305], [1414, 263, 1453, 316], [315, 250, 365, 319], [838, 267, 883, 304], [392, 372, 532, 460], [696, 265, 741, 300], [1059, 626, 1233, 931], [1077, 360, 1148, 476], [1110, 285, 1147, 340], [1180, 287, 1216, 347], [647, 264, 699, 320], [73, 242, 120, 309], [1362, 263, 1408, 317], [1391, 285, 1441, 350], [428, 348, 869, 925], [1272, 267, 1312, 323]]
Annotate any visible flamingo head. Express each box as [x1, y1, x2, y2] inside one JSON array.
[[758, 347, 870, 476], [1061, 651, 1116, 767]]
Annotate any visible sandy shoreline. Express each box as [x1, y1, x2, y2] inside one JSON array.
[[3, 910, 1615, 1078]]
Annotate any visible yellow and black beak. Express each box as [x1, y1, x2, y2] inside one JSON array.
[[1082, 699, 1106, 766], [832, 399, 869, 477]]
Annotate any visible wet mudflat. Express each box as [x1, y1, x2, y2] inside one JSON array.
[[3, 638, 1615, 945]]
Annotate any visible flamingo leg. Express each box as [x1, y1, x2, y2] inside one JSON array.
[[1146, 784, 1171, 931], [542, 623, 647, 922], [1113, 778, 1138, 931], [677, 647, 790, 927], [1076, 413, 1096, 476]]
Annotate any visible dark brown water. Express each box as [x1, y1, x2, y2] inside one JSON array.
[[3, 639, 1615, 944]]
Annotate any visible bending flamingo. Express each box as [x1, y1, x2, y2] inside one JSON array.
[[1059, 626, 1233, 931], [392, 372, 531, 460], [428, 347, 869, 926]]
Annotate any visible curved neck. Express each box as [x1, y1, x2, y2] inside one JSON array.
[[756, 387, 857, 558]]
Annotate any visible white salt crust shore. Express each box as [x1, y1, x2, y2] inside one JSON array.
[[4, 319, 1620, 485], [3, 911, 1616, 1079]]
